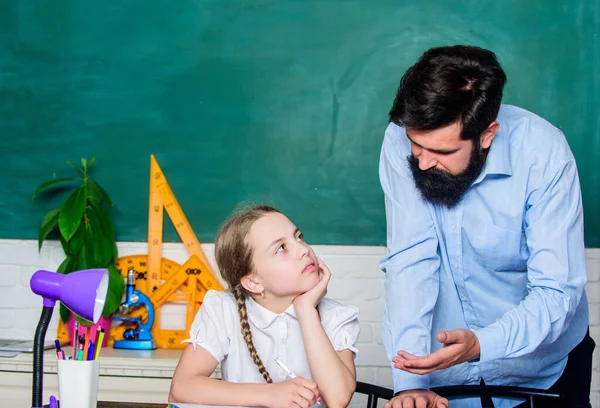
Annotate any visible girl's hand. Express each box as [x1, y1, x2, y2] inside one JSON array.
[[264, 377, 320, 408], [293, 258, 331, 312]]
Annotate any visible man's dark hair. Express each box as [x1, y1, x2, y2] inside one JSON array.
[[389, 45, 507, 141]]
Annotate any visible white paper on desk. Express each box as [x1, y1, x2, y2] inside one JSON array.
[[0, 351, 20, 357]]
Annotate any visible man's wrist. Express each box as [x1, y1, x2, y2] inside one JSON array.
[[394, 388, 429, 397], [469, 330, 481, 362]]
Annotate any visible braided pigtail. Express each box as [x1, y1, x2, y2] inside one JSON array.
[[233, 286, 272, 383]]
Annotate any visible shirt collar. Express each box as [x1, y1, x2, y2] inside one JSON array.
[[473, 121, 512, 184], [246, 296, 297, 329]]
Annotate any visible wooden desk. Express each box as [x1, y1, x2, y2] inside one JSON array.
[[2, 348, 222, 406]]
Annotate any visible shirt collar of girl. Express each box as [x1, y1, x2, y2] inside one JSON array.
[[245, 296, 297, 329]]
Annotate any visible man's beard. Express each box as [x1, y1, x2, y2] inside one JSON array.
[[408, 144, 487, 208]]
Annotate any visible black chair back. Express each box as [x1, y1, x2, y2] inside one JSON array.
[[355, 381, 562, 408]]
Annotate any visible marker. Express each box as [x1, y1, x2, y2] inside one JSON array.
[[54, 340, 62, 359], [73, 321, 80, 359], [83, 326, 91, 360], [275, 358, 323, 406], [49, 395, 58, 408], [95, 329, 105, 360], [87, 341, 95, 361]]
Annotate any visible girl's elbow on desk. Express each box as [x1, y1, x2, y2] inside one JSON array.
[[168, 379, 188, 404], [324, 393, 354, 408], [323, 379, 356, 408], [168, 374, 207, 404]]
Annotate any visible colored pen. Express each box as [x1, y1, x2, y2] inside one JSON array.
[[73, 321, 80, 359], [275, 358, 323, 406], [83, 326, 91, 360], [54, 339, 62, 359], [49, 395, 58, 408], [87, 341, 95, 361], [275, 358, 297, 379], [95, 328, 105, 360], [78, 334, 85, 360]]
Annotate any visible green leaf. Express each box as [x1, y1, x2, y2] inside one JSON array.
[[102, 264, 125, 317], [59, 302, 71, 323], [56, 256, 74, 274], [65, 224, 85, 255], [87, 156, 96, 169], [74, 314, 93, 326], [58, 186, 86, 241], [112, 241, 118, 262], [83, 226, 97, 268], [88, 180, 113, 208], [73, 244, 89, 271], [38, 208, 61, 251], [66, 160, 84, 174], [88, 212, 113, 266], [32, 178, 77, 199], [59, 235, 71, 256], [81, 158, 87, 168], [95, 204, 115, 239]]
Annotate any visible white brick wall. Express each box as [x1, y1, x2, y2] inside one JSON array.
[[1, 239, 598, 405]]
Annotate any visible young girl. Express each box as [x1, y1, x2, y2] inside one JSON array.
[[169, 205, 360, 408]]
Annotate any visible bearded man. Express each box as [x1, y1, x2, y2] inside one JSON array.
[[379, 45, 594, 408]]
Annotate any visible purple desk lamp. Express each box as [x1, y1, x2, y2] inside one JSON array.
[[29, 268, 109, 408]]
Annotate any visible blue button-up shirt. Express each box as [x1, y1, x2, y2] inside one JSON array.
[[380, 105, 589, 408]]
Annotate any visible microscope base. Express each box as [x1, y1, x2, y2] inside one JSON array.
[[113, 339, 157, 350]]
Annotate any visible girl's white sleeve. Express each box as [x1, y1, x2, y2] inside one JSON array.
[[181, 290, 230, 362], [323, 303, 361, 355]]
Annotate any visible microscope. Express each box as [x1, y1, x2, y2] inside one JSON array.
[[113, 269, 157, 350]]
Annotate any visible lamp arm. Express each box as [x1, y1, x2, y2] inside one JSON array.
[[32, 304, 54, 408]]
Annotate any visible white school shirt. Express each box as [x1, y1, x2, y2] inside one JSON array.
[[183, 290, 360, 383]]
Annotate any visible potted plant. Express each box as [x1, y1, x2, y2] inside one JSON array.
[[33, 157, 125, 345]]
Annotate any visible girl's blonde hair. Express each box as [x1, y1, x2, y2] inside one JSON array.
[[214, 204, 280, 383]]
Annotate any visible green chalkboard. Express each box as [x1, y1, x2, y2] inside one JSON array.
[[1, 0, 599, 246]]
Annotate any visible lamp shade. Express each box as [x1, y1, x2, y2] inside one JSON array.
[[30, 269, 109, 323]]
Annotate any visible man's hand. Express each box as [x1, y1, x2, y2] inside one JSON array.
[[393, 329, 480, 375], [384, 389, 448, 408]]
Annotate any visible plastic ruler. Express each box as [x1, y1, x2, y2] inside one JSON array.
[[57, 155, 223, 348]]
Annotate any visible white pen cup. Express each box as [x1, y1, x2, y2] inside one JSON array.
[[57, 359, 100, 408]]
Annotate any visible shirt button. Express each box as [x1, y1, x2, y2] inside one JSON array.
[[474, 376, 481, 382], [454, 263, 459, 269], [462, 295, 468, 301], [281, 338, 286, 344], [451, 224, 456, 230], [473, 325, 480, 330]]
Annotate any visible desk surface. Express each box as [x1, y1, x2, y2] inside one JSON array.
[[44, 403, 243, 408], [2, 347, 184, 377], [44, 403, 166, 408]]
